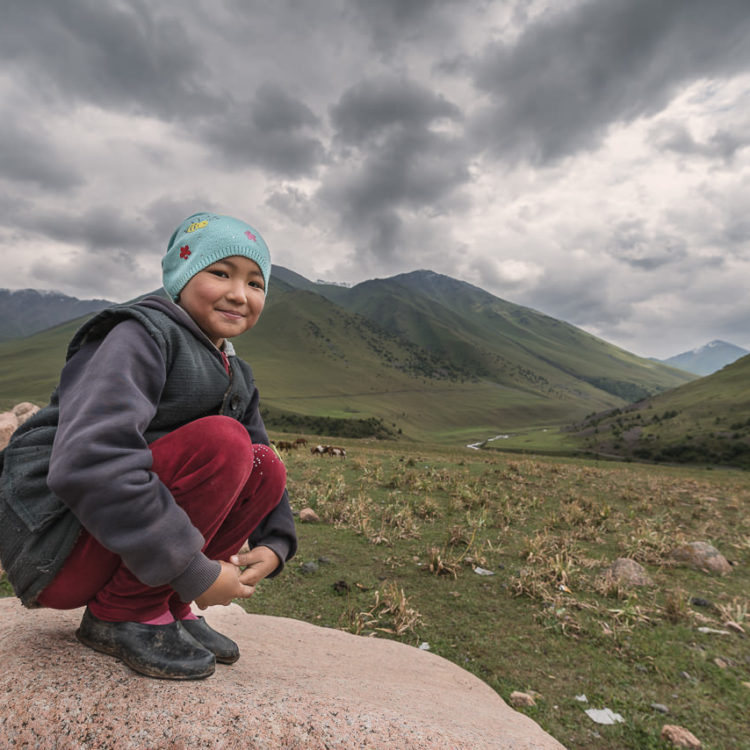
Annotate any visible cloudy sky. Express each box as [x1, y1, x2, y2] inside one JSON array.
[[2, 0, 749, 358]]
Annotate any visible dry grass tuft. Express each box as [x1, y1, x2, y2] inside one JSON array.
[[339, 581, 422, 637]]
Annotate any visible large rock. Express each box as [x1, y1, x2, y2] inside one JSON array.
[[0, 411, 18, 451], [671, 542, 732, 576], [0, 401, 40, 450], [600, 558, 653, 588], [0, 598, 565, 749]]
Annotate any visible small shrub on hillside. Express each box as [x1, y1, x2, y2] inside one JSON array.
[[663, 588, 690, 624]]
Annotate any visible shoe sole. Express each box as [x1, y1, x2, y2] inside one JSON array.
[[216, 653, 240, 665], [76, 629, 216, 680]]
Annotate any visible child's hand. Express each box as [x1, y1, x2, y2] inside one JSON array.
[[194, 560, 255, 609], [230, 545, 280, 587]]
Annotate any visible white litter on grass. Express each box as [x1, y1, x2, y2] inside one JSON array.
[[575, 694, 588, 703], [585, 708, 624, 725], [418, 642, 430, 651], [473, 566, 495, 576], [697, 627, 731, 635]]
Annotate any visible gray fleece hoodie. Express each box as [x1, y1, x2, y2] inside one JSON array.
[[0, 295, 297, 606]]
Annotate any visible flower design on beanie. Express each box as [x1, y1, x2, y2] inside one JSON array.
[[244, 231, 257, 242], [180, 245, 191, 259]]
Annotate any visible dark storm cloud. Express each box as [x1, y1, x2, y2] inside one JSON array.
[[200, 84, 326, 177], [325, 127, 469, 217], [0, 120, 83, 191], [650, 122, 749, 163], [265, 187, 317, 227], [349, 0, 454, 55], [1, 0, 217, 118], [21, 206, 156, 252], [525, 269, 633, 330], [469, 0, 750, 163], [609, 220, 687, 271], [320, 76, 470, 260], [330, 77, 461, 144]]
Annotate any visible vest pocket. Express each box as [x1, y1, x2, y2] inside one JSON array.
[[1, 426, 71, 533]]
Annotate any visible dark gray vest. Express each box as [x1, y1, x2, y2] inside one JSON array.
[[0, 302, 255, 606]]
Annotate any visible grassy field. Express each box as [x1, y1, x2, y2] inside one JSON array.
[[239, 436, 748, 750], [1, 436, 747, 747]]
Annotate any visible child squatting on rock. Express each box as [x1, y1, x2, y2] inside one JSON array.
[[0, 212, 297, 680]]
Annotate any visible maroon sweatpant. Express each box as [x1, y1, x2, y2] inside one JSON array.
[[37, 416, 286, 622]]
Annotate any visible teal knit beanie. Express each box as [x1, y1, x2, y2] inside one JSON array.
[[162, 212, 272, 300]]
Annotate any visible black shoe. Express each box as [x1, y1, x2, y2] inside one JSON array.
[[76, 608, 216, 680], [180, 616, 240, 664]]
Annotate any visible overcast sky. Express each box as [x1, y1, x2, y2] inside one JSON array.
[[2, 0, 749, 358]]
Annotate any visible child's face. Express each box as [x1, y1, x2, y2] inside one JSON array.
[[178, 255, 266, 347]]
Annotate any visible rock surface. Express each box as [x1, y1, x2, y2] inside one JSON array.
[[661, 724, 702, 748], [299, 507, 321, 523], [0, 598, 565, 749], [671, 541, 732, 576], [600, 557, 653, 587], [0, 401, 40, 450]]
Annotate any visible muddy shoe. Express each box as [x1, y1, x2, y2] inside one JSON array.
[[76, 608, 216, 680], [181, 616, 240, 664]]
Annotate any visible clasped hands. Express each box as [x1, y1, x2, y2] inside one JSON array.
[[194, 545, 279, 609]]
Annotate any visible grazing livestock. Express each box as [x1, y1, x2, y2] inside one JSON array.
[[294, 437, 308, 447], [310, 444, 346, 457], [275, 440, 295, 451]]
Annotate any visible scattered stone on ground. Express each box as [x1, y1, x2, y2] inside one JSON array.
[[689, 597, 715, 609], [661, 724, 702, 748], [473, 566, 495, 576], [650, 703, 669, 714], [713, 657, 729, 669], [599, 557, 653, 587], [671, 542, 732, 576], [0, 599, 566, 749], [299, 561, 319, 574], [584, 707, 624, 725], [574, 694, 587, 703], [509, 691, 536, 707], [724, 620, 745, 634], [299, 507, 320, 522], [697, 627, 731, 636]]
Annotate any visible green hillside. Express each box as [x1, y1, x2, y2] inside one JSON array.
[[564, 354, 750, 467], [0, 318, 80, 407], [312, 270, 692, 400], [0, 269, 694, 443]]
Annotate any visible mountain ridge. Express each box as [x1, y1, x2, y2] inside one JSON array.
[[0, 268, 695, 441], [0, 288, 112, 341]]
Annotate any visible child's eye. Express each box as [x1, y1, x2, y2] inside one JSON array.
[[249, 280, 264, 290], [209, 270, 229, 278]]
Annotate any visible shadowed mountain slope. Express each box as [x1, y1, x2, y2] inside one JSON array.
[[565, 353, 750, 467], [278, 268, 693, 402], [1, 269, 694, 441]]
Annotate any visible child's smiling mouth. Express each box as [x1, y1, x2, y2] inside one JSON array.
[[217, 309, 245, 320]]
